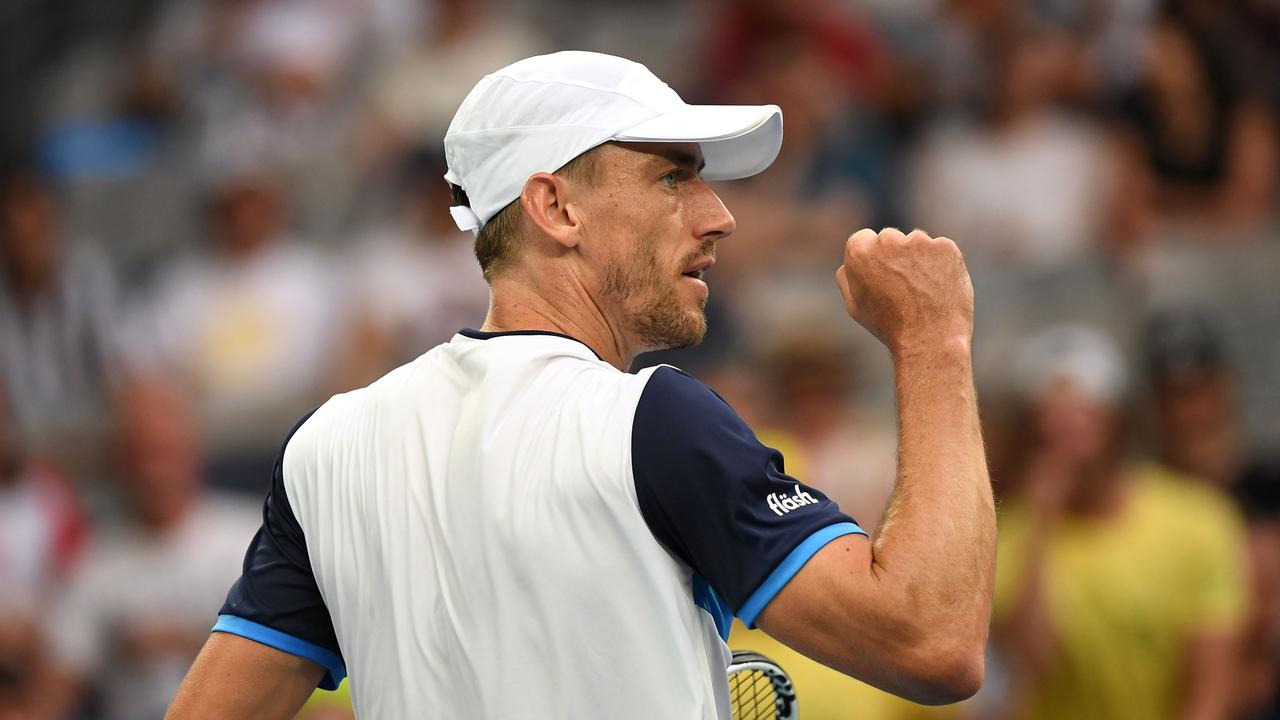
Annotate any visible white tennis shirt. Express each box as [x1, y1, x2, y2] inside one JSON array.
[[213, 330, 865, 718]]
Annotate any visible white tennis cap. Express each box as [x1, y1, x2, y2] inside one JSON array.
[[443, 50, 783, 234]]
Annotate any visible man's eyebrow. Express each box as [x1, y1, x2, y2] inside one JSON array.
[[663, 150, 707, 174]]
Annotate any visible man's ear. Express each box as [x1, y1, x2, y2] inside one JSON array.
[[520, 173, 582, 249]]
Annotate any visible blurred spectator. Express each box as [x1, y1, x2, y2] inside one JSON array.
[[1147, 308, 1242, 488], [142, 0, 258, 109], [189, 0, 369, 240], [333, 150, 489, 390], [1077, 0, 1162, 98], [1232, 458, 1280, 720], [991, 324, 1247, 720], [0, 165, 122, 461], [43, 379, 259, 720], [230, 1, 362, 114], [359, 0, 548, 172], [924, 0, 1024, 116], [1112, 10, 1278, 234], [1137, 230, 1280, 455], [128, 170, 348, 492], [1146, 309, 1280, 719], [700, 0, 883, 101], [0, 384, 85, 720], [912, 27, 1114, 268]]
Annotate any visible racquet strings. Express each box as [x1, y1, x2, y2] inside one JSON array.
[[729, 666, 781, 720]]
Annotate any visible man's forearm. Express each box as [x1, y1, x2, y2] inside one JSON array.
[[759, 228, 992, 702], [873, 335, 996, 654]]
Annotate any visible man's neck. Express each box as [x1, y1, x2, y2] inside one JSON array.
[[483, 275, 634, 371]]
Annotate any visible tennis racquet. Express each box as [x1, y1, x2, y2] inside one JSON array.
[[728, 650, 798, 720]]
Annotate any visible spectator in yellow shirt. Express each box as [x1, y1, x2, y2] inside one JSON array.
[[990, 324, 1247, 720]]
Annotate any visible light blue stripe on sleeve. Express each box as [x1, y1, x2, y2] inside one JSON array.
[[212, 614, 346, 690], [737, 522, 868, 628], [693, 574, 733, 642]]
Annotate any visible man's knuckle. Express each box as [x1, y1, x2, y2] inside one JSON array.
[[879, 227, 906, 243], [848, 228, 876, 249]]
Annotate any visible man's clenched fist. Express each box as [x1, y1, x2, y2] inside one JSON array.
[[835, 228, 974, 357]]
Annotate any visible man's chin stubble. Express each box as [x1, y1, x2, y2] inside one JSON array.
[[633, 296, 707, 351], [602, 253, 707, 351]]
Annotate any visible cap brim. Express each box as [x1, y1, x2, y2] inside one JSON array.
[[612, 104, 783, 181]]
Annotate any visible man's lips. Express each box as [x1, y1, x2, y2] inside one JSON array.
[[682, 258, 715, 280]]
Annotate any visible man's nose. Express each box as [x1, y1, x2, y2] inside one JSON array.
[[695, 185, 737, 240]]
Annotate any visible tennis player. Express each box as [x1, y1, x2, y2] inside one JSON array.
[[167, 51, 995, 719]]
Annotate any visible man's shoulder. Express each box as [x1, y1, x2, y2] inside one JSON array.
[[635, 365, 734, 416], [631, 365, 756, 457], [300, 346, 450, 430]]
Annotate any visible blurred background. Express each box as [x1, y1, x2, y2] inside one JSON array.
[[1, 0, 1278, 718]]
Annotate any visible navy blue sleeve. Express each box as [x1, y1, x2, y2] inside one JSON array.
[[214, 411, 346, 690], [632, 367, 868, 633]]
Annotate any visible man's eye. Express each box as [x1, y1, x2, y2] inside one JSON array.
[[661, 171, 680, 188]]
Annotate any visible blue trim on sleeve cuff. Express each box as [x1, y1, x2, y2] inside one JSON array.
[[737, 522, 868, 628], [212, 614, 346, 691]]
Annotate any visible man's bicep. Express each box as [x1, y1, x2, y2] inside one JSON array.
[[166, 633, 325, 720], [753, 532, 938, 697], [754, 532, 875, 650]]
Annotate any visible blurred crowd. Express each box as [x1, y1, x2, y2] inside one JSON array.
[[1, 0, 1278, 718]]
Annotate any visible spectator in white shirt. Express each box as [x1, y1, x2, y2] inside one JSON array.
[[129, 169, 348, 491]]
